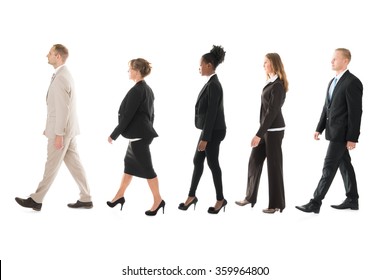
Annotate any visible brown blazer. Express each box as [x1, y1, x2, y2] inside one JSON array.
[[256, 77, 286, 138]]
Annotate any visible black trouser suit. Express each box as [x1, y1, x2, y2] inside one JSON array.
[[245, 130, 285, 210], [189, 129, 226, 201]]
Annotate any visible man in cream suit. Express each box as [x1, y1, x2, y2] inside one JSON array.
[[15, 44, 92, 211]]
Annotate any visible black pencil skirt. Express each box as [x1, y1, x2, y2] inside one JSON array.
[[124, 138, 157, 179]]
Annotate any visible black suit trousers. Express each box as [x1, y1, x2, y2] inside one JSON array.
[[189, 129, 226, 200], [313, 141, 358, 203], [245, 131, 285, 209]]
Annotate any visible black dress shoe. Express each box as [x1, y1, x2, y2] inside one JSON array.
[[331, 198, 359, 210], [67, 200, 93, 209], [295, 199, 321, 214], [15, 197, 42, 211]]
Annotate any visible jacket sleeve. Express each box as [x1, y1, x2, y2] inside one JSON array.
[[202, 82, 222, 141], [316, 102, 327, 133], [256, 83, 285, 138], [110, 89, 143, 140], [346, 78, 363, 142], [53, 75, 71, 136]]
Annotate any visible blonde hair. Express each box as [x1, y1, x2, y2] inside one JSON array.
[[335, 48, 351, 62]]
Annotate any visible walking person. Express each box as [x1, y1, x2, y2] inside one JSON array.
[[15, 44, 93, 211], [296, 48, 363, 214], [107, 58, 164, 216], [178, 45, 227, 214], [236, 53, 288, 213]]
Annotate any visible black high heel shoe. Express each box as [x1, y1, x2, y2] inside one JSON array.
[[178, 197, 198, 211], [145, 200, 165, 216], [107, 197, 125, 211], [208, 199, 227, 214]]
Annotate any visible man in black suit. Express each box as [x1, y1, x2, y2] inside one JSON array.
[[296, 48, 363, 214]]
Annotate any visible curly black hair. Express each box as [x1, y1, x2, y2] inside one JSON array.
[[202, 45, 226, 69]]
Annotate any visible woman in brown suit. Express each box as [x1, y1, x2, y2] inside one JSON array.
[[236, 53, 289, 213]]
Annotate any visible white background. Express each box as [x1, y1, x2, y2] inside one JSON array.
[[1, 0, 389, 279]]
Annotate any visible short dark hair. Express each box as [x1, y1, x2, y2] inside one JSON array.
[[53, 44, 69, 62]]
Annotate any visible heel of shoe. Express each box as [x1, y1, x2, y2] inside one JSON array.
[[178, 197, 198, 211], [107, 197, 125, 210], [192, 197, 198, 211], [145, 200, 165, 216], [208, 199, 227, 214]]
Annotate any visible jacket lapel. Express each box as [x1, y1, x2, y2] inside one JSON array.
[[327, 70, 350, 106], [196, 75, 217, 102]]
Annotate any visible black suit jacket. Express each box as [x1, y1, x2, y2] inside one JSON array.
[[316, 70, 363, 142], [256, 77, 286, 138], [110, 80, 158, 140], [195, 74, 226, 141]]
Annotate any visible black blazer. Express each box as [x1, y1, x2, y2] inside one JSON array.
[[110, 80, 158, 140], [316, 70, 363, 142], [256, 78, 286, 138], [195, 74, 226, 141]]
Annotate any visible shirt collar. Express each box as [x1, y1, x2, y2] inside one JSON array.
[[54, 64, 65, 74], [265, 74, 278, 85], [335, 69, 348, 80], [206, 73, 216, 82]]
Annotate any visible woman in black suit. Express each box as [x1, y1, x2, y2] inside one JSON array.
[[107, 58, 165, 216], [236, 53, 289, 213], [178, 45, 227, 214]]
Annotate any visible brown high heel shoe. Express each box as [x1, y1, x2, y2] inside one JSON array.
[[235, 199, 254, 208], [262, 208, 283, 214]]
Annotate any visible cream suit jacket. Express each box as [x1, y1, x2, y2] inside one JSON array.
[[45, 65, 80, 139]]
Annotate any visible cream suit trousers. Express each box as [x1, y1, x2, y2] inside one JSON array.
[[30, 137, 91, 203]]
